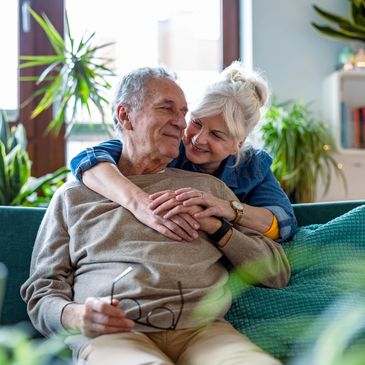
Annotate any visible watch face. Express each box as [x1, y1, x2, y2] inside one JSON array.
[[232, 201, 243, 211]]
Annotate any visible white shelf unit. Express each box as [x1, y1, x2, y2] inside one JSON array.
[[319, 71, 365, 202], [323, 70, 365, 155]]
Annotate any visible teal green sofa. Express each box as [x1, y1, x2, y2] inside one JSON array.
[[1, 200, 365, 361]]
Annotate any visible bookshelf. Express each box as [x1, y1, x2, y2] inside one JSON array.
[[319, 71, 365, 201], [323, 70, 365, 154]]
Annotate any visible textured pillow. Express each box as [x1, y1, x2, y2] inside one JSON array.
[[225, 205, 365, 361]]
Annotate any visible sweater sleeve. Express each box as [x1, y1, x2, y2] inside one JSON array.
[[20, 186, 74, 336], [218, 183, 291, 288]]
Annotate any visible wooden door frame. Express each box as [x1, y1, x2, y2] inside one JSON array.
[[18, 0, 65, 177], [222, 0, 240, 69]]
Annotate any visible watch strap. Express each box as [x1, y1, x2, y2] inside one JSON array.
[[207, 217, 233, 244]]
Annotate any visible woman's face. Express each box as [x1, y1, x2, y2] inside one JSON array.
[[183, 114, 241, 174]]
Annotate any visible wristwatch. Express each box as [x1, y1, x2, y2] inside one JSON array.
[[230, 200, 244, 224], [207, 217, 233, 244]]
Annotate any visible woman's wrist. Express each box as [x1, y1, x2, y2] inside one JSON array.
[[123, 188, 150, 212]]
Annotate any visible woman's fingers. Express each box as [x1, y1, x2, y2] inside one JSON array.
[[149, 190, 171, 200], [175, 188, 202, 202], [149, 191, 176, 210], [152, 198, 181, 216], [163, 204, 193, 219]]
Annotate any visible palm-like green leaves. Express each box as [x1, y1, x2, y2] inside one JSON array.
[[312, 1, 365, 42], [261, 101, 346, 203], [20, 8, 115, 136], [0, 111, 69, 206]]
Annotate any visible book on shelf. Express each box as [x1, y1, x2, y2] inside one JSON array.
[[339, 101, 365, 149]]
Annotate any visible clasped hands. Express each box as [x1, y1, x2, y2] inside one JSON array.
[[148, 188, 234, 238]]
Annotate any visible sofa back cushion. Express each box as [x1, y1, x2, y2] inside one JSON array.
[[0, 206, 46, 325]]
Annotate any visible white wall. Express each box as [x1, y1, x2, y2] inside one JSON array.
[[241, 0, 365, 202], [249, 0, 348, 116]]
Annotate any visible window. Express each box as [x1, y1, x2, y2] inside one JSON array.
[[0, 1, 19, 120], [65, 0, 223, 165], [17, 0, 239, 175]]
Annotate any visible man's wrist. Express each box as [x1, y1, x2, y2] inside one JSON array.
[[203, 217, 223, 235], [61, 303, 83, 333], [207, 217, 233, 244]]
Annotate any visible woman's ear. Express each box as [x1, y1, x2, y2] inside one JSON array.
[[235, 139, 245, 152], [117, 104, 133, 130]]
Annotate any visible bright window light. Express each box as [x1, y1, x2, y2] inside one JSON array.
[[0, 1, 18, 119], [65, 0, 222, 165]]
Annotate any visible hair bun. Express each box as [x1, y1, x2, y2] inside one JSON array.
[[221, 61, 269, 107]]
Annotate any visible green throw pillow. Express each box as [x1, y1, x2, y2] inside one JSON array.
[[225, 205, 365, 361]]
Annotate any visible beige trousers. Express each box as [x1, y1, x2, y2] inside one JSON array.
[[79, 321, 281, 365]]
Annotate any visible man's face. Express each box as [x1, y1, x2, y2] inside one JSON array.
[[128, 78, 188, 163]]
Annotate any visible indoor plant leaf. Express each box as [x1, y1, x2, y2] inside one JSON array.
[[312, 1, 365, 43], [312, 4, 353, 26], [311, 23, 364, 41], [261, 99, 346, 203], [20, 8, 115, 136]]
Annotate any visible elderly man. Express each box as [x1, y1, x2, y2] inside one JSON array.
[[21, 67, 290, 365]]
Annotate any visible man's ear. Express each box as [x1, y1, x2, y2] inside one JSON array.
[[117, 104, 133, 130]]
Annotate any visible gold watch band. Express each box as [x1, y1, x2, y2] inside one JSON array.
[[230, 200, 244, 224], [232, 210, 243, 224]]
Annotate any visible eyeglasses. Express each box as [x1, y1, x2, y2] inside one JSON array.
[[110, 267, 184, 330]]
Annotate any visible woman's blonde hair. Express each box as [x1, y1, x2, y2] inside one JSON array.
[[190, 61, 269, 164]]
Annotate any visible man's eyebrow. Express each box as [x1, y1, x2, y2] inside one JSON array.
[[157, 99, 188, 113]]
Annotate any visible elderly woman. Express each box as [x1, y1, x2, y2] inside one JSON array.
[[70, 62, 297, 242]]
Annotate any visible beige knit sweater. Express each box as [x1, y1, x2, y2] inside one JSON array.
[[21, 168, 290, 355]]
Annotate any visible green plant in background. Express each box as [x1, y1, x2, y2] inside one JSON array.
[[20, 8, 115, 136], [260, 100, 346, 203], [0, 326, 71, 365], [311, 0, 365, 42], [0, 110, 69, 206]]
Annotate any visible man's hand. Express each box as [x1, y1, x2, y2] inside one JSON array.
[[61, 298, 134, 338]]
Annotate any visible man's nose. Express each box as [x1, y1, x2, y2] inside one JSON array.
[[172, 110, 187, 130]]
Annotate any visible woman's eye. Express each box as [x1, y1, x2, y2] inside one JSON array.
[[192, 119, 202, 127], [212, 132, 224, 140]]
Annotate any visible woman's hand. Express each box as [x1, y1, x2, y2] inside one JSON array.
[[150, 188, 235, 222], [82, 164, 199, 242], [132, 190, 200, 242]]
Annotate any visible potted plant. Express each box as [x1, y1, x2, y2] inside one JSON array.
[[311, 0, 365, 42], [0, 110, 69, 206], [260, 100, 346, 203], [20, 8, 115, 136]]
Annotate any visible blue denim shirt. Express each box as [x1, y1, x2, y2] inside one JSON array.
[[70, 140, 297, 241]]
